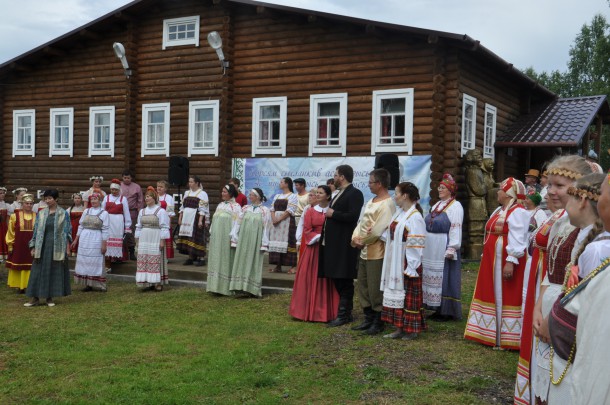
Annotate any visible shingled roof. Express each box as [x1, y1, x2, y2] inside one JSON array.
[[496, 95, 610, 147]]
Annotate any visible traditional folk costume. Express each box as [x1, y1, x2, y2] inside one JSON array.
[[74, 207, 110, 290], [422, 193, 464, 320], [514, 209, 565, 405], [0, 195, 12, 260], [268, 192, 299, 268], [135, 205, 170, 287], [176, 189, 210, 259], [5, 209, 35, 290], [158, 193, 175, 259], [544, 229, 607, 404], [26, 207, 72, 300], [120, 181, 143, 256], [527, 206, 548, 241], [206, 199, 242, 295], [290, 205, 340, 321], [67, 202, 85, 255], [380, 206, 427, 334], [464, 178, 529, 350], [230, 202, 271, 297], [102, 193, 131, 259], [532, 214, 580, 403], [83, 188, 106, 207], [294, 192, 309, 227], [570, 237, 610, 404]]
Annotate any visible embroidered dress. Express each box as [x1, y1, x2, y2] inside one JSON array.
[[380, 206, 427, 334], [0, 201, 12, 259], [533, 219, 589, 403], [176, 189, 209, 257], [570, 237, 610, 404], [67, 205, 84, 255], [74, 207, 109, 289], [102, 194, 131, 259], [514, 209, 564, 405], [206, 200, 242, 295], [135, 206, 170, 287], [289, 205, 339, 321], [229, 204, 271, 297], [5, 210, 35, 290], [422, 198, 464, 319], [464, 204, 529, 350], [158, 194, 175, 259], [26, 211, 72, 299], [268, 193, 298, 267]]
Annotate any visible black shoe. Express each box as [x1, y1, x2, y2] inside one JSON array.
[[82, 286, 93, 292], [327, 314, 354, 327], [362, 313, 385, 335], [183, 259, 194, 266], [351, 319, 373, 331]]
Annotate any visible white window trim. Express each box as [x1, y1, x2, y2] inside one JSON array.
[[49, 107, 74, 157], [162, 15, 200, 50], [461, 94, 477, 157], [483, 103, 497, 160], [252, 97, 287, 157], [188, 100, 220, 157], [371, 88, 414, 155], [88, 106, 115, 157], [13, 109, 35, 157], [141, 103, 170, 157], [309, 93, 348, 156]]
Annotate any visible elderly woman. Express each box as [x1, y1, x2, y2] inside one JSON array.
[[72, 191, 109, 292], [24, 189, 72, 307], [422, 174, 464, 321], [6, 193, 35, 293], [464, 177, 529, 350], [135, 187, 171, 291]]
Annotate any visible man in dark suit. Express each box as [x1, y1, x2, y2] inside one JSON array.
[[319, 164, 364, 327]]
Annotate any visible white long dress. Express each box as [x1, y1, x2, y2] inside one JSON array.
[[74, 207, 110, 289], [102, 194, 131, 258], [135, 205, 170, 286]]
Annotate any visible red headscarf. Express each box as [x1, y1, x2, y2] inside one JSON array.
[[440, 173, 457, 196]]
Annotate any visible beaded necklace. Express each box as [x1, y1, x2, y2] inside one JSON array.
[[429, 198, 454, 218], [547, 219, 575, 277]]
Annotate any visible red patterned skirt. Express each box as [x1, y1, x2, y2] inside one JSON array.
[[382, 266, 427, 334]]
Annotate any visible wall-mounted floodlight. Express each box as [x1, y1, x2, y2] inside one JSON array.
[[207, 31, 229, 75], [113, 42, 132, 77]]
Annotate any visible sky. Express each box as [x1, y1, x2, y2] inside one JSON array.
[[0, 0, 608, 73]]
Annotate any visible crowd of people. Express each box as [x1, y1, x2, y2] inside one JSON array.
[[3, 156, 609, 404]]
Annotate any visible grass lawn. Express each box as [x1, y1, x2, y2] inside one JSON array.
[[0, 262, 517, 404]]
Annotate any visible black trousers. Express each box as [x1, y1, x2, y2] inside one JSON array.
[[333, 278, 354, 312]]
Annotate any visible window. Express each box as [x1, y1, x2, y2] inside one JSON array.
[[162, 16, 200, 49], [461, 94, 477, 156], [188, 100, 219, 156], [371, 89, 414, 155], [89, 106, 115, 157], [13, 109, 35, 157], [50, 107, 74, 157], [483, 104, 497, 159], [142, 103, 170, 157], [252, 97, 287, 156], [309, 93, 348, 156]]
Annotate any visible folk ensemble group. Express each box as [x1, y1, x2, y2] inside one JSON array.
[[2, 155, 609, 404]]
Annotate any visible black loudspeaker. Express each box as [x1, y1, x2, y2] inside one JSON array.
[[168, 156, 189, 187], [375, 153, 400, 189]]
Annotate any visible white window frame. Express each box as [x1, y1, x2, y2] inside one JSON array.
[[141, 103, 170, 157], [188, 100, 220, 157], [483, 103, 497, 160], [49, 107, 74, 157], [461, 94, 477, 157], [13, 109, 35, 157], [162, 16, 200, 50], [371, 88, 414, 155], [252, 97, 287, 156], [88, 106, 115, 157], [309, 93, 348, 156]]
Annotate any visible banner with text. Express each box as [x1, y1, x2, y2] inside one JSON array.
[[241, 156, 432, 212]]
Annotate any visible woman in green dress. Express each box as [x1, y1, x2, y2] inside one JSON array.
[[206, 184, 242, 296], [230, 188, 271, 297], [25, 189, 72, 307]]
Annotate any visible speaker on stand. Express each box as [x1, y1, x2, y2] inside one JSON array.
[[374, 153, 400, 189]]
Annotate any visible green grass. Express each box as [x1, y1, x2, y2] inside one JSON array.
[[0, 262, 517, 404]]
